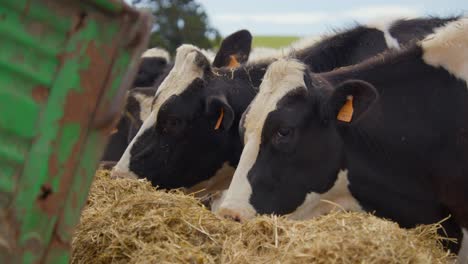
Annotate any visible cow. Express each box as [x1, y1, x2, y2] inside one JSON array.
[[101, 47, 173, 164], [216, 18, 468, 260], [110, 17, 458, 201], [133, 47, 171, 87], [100, 30, 253, 165], [101, 86, 157, 163]]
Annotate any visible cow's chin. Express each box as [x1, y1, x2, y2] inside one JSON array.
[[215, 202, 257, 223]]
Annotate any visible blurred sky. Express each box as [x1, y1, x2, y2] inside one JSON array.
[[196, 0, 468, 37]]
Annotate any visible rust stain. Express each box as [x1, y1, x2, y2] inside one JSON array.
[[48, 153, 59, 179], [39, 39, 118, 219], [22, 0, 32, 17], [60, 43, 110, 124], [38, 41, 113, 217], [73, 12, 88, 33], [26, 22, 47, 37], [39, 227, 70, 263], [36, 184, 59, 216], [31, 86, 49, 104], [92, 13, 153, 136], [13, 53, 25, 64]]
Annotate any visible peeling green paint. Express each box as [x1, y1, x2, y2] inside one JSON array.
[[0, 0, 151, 263], [107, 51, 131, 99]]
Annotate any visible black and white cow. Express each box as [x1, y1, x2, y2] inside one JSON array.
[[133, 47, 171, 87], [101, 48, 173, 163], [110, 17, 458, 198], [217, 18, 468, 259], [100, 31, 246, 165], [101, 86, 157, 162]]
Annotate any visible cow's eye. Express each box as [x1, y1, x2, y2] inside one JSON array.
[[161, 116, 184, 134], [273, 127, 294, 146], [277, 127, 291, 138]]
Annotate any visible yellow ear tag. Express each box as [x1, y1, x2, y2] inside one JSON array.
[[110, 128, 118, 135], [337, 95, 354, 122], [214, 108, 224, 130], [227, 55, 240, 69]]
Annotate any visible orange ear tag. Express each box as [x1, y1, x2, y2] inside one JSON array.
[[110, 128, 118, 135], [227, 55, 240, 69], [214, 108, 224, 130], [337, 96, 354, 122]]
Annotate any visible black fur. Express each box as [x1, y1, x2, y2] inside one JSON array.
[[245, 41, 467, 252]]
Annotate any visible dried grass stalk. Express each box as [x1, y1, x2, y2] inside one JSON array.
[[71, 170, 455, 264]]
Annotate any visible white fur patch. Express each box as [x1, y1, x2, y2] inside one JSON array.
[[421, 18, 468, 87], [288, 170, 363, 220], [112, 44, 205, 176], [367, 17, 401, 50], [132, 93, 154, 121], [210, 190, 227, 213], [142, 47, 170, 62], [459, 228, 468, 264], [217, 59, 307, 221]]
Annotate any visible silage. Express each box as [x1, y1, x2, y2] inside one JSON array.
[[71, 170, 456, 264]]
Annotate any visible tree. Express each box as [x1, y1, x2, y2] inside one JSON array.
[[132, 0, 221, 54]]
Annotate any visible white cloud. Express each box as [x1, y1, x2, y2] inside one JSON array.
[[342, 5, 420, 21], [213, 5, 421, 26], [217, 12, 329, 25]]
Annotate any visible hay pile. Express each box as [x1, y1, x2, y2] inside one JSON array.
[[71, 170, 455, 264]]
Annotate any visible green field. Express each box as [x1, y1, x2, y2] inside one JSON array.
[[252, 36, 300, 48]]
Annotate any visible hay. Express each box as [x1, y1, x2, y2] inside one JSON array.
[[71, 170, 455, 264]]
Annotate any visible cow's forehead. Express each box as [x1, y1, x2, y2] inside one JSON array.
[[243, 59, 307, 142], [142, 47, 170, 62], [152, 44, 206, 111]]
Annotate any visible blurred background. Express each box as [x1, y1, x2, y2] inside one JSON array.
[[127, 0, 468, 54]]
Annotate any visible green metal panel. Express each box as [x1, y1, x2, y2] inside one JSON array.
[[0, 0, 152, 263]]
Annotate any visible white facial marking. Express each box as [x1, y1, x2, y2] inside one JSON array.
[[421, 18, 468, 87], [133, 93, 154, 121], [112, 44, 206, 176], [288, 170, 363, 220], [217, 59, 307, 221], [459, 228, 468, 264], [142, 47, 170, 62], [209, 190, 227, 213], [367, 17, 401, 50]]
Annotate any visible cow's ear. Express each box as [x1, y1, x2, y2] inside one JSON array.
[[205, 95, 235, 131], [327, 80, 378, 125], [212, 29, 252, 68]]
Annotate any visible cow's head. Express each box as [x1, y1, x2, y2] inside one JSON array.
[[217, 58, 378, 221], [101, 86, 156, 162], [133, 47, 171, 87], [111, 30, 253, 192]]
